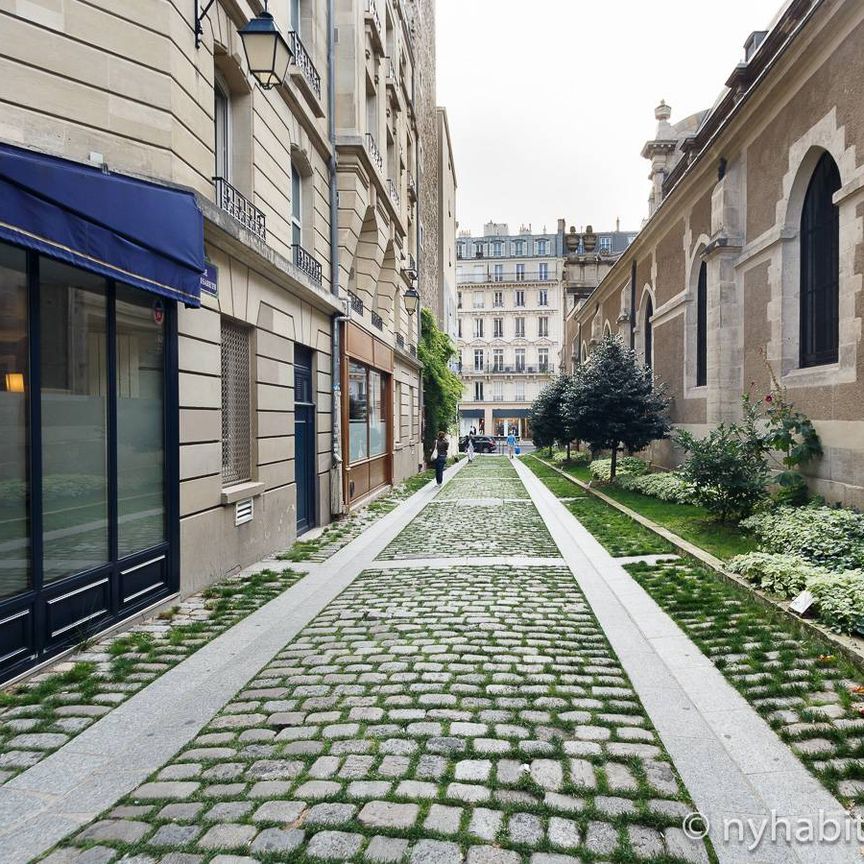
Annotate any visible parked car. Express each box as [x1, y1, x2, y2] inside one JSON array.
[[458, 435, 498, 454]]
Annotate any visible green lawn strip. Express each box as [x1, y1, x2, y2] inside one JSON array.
[[532, 453, 755, 561], [524, 456, 672, 557], [0, 567, 304, 782], [627, 558, 864, 807]]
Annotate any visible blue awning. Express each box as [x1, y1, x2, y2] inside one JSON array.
[[0, 144, 205, 306], [459, 408, 485, 418], [492, 408, 531, 418]]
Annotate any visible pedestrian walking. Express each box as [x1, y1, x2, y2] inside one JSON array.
[[435, 431, 449, 484], [506, 429, 516, 459], [467, 430, 476, 463]]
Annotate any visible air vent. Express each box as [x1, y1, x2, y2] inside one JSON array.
[[235, 498, 254, 526]]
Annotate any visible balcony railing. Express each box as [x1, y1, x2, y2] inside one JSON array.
[[409, 344, 417, 358], [348, 290, 364, 315], [387, 177, 400, 207], [365, 0, 382, 39], [365, 132, 383, 171], [462, 365, 548, 375], [371, 310, 383, 330], [213, 177, 265, 241], [290, 32, 321, 99], [407, 171, 417, 201], [293, 243, 323, 285]]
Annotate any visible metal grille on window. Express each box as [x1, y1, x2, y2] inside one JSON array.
[[221, 319, 251, 485]]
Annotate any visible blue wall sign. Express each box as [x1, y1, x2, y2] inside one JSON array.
[[200, 260, 218, 296]]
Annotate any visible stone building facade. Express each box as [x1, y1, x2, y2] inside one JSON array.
[[571, 0, 864, 508], [0, 0, 445, 682]]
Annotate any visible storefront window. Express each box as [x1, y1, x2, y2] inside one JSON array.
[[369, 370, 385, 456], [348, 361, 390, 463], [0, 243, 29, 598], [40, 260, 109, 582], [116, 285, 165, 557], [348, 361, 368, 461]]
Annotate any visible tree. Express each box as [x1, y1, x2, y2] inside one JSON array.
[[530, 375, 577, 457], [565, 334, 671, 479], [418, 307, 462, 465]]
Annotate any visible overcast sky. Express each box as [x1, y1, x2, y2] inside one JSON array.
[[436, 0, 784, 237]]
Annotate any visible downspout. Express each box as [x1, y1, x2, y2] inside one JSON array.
[[413, 55, 424, 469], [629, 259, 637, 350], [328, 0, 346, 517]]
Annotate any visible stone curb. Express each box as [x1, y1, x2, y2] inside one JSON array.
[[529, 455, 864, 673]]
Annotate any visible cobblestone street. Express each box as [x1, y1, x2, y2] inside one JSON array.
[[6, 457, 861, 864]]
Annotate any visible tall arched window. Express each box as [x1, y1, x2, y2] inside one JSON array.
[[644, 296, 653, 368], [696, 261, 707, 386], [800, 152, 841, 367]]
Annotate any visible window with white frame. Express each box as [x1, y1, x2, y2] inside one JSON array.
[[515, 264, 525, 281], [515, 348, 526, 371], [473, 349, 484, 372], [457, 318, 462, 338], [493, 318, 503, 338], [493, 348, 504, 370], [538, 317, 549, 337], [473, 318, 484, 338], [473, 291, 484, 308], [515, 317, 525, 338], [474, 381, 484, 401], [599, 236, 613, 253], [538, 288, 548, 306], [514, 239, 525, 256], [457, 291, 462, 308], [536, 239, 548, 255], [457, 242, 465, 259], [291, 164, 302, 247], [493, 381, 504, 401], [221, 318, 251, 485], [492, 241, 503, 257], [514, 381, 525, 401], [515, 289, 525, 307], [493, 290, 503, 307], [214, 75, 231, 181], [538, 348, 549, 371], [538, 262, 549, 281], [494, 264, 503, 282]]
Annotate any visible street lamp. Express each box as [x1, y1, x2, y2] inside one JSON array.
[[238, 1, 293, 90], [404, 286, 420, 316]]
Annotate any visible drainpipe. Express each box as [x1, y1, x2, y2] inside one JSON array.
[[629, 259, 637, 350], [328, 0, 345, 517], [413, 56, 424, 469]]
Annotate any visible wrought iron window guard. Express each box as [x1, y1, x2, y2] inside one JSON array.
[[371, 310, 384, 330], [396, 333, 405, 348], [348, 291, 365, 315], [293, 243, 323, 284], [290, 31, 321, 98], [213, 177, 266, 241], [387, 178, 400, 207], [365, 133, 383, 171]]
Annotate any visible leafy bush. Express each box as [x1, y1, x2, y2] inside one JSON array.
[[806, 571, 864, 634], [727, 552, 828, 598], [551, 450, 590, 467], [676, 423, 768, 521], [590, 457, 648, 483], [741, 505, 864, 571], [617, 471, 694, 504]]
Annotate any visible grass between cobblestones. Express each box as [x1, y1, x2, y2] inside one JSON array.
[[523, 457, 672, 558], [0, 567, 304, 786], [531, 454, 754, 562], [626, 559, 864, 810], [45, 458, 713, 864], [279, 469, 439, 562]]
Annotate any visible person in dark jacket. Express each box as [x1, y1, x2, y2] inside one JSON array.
[[435, 431, 449, 485]]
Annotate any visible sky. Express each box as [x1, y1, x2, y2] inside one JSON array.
[[436, 0, 784, 237]]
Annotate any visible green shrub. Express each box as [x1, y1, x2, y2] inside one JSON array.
[[616, 471, 694, 504], [727, 552, 828, 598], [551, 450, 590, 467], [741, 505, 864, 571], [589, 457, 648, 483], [806, 571, 864, 634]]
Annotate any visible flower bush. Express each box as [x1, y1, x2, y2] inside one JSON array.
[[589, 457, 648, 483], [741, 505, 864, 571], [616, 471, 694, 504], [727, 552, 828, 598], [806, 571, 864, 634]]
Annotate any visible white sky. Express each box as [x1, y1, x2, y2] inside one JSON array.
[[436, 0, 784, 237]]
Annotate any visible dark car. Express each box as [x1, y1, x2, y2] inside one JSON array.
[[458, 435, 498, 454]]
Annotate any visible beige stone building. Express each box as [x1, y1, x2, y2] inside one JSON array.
[[0, 0, 443, 681], [571, 0, 864, 508]]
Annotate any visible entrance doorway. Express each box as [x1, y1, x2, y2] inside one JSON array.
[[294, 346, 316, 534]]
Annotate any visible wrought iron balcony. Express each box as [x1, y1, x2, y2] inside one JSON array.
[[396, 333, 405, 349], [409, 344, 417, 358], [387, 177, 400, 207], [290, 32, 321, 99], [365, 132, 383, 171], [348, 290, 364, 315], [371, 309, 383, 330], [365, 0, 382, 39], [293, 243, 323, 285], [407, 171, 417, 202], [213, 177, 266, 241]]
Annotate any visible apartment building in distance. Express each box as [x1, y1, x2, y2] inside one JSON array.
[[0, 0, 450, 683]]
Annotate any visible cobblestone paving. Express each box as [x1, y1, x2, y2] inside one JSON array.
[[46, 459, 712, 864], [628, 558, 864, 809], [0, 568, 303, 785], [378, 502, 559, 560]]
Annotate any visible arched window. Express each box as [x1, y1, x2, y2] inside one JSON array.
[[644, 296, 653, 368], [696, 261, 707, 386], [800, 152, 841, 367]]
